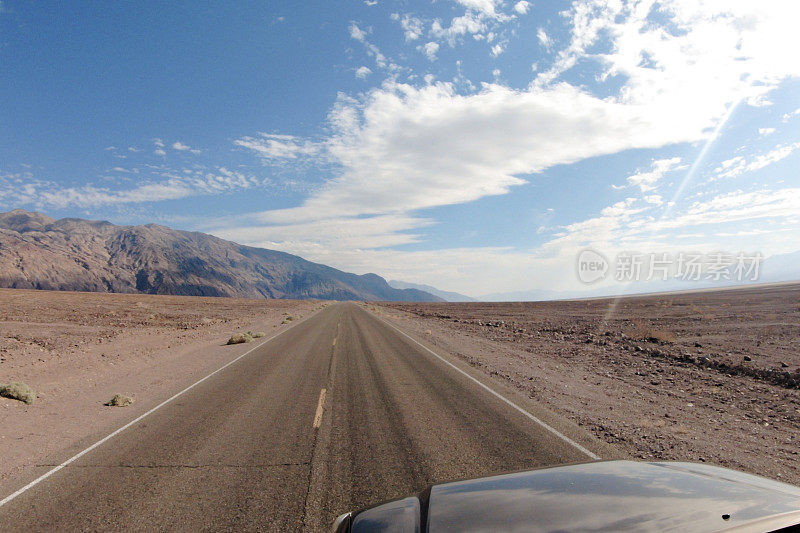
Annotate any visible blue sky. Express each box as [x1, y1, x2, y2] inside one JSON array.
[[1, 0, 799, 296]]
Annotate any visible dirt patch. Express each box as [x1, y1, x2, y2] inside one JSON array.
[[375, 282, 800, 484], [0, 288, 324, 495]]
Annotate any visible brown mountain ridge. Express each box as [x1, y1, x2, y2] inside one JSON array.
[[0, 209, 441, 301]]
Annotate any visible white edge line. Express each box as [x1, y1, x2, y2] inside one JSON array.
[[372, 312, 600, 461], [0, 309, 320, 509]]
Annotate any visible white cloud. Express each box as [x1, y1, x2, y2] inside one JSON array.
[[5, 167, 266, 210], [0, 171, 41, 208], [349, 23, 367, 42], [237, 79, 733, 226], [39, 180, 195, 208], [233, 133, 320, 162], [349, 22, 388, 69], [419, 41, 439, 61], [713, 142, 800, 180], [392, 13, 424, 41], [355, 66, 372, 79], [454, 0, 501, 18], [537, 1, 800, 113], [758, 127, 776, 136], [154, 148, 166, 157], [536, 28, 552, 50], [653, 188, 800, 231], [171, 141, 201, 154], [625, 157, 685, 192], [534, 183, 800, 287], [490, 43, 504, 57], [514, 1, 530, 15], [431, 12, 487, 46], [210, 214, 434, 254], [782, 107, 800, 122]]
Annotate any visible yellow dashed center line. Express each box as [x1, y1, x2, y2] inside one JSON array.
[[313, 388, 327, 428]]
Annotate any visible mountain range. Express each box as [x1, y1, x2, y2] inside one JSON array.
[[388, 280, 475, 302], [0, 209, 441, 302]]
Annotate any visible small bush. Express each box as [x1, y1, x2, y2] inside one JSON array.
[[624, 321, 676, 344], [106, 394, 133, 407], [227, 333, 253, 345], [0, 382, 36, 405], [248, 331, 266, 338], [647, 329, 677, 344]]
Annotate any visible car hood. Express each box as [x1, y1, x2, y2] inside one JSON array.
[[346, 461, 800, 532]]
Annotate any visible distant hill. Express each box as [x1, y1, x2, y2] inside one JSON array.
[[389, 280, 475, 302], [478, 288, 567, 302], [760, 251, 800, 283], [0, 209, 442, 302]]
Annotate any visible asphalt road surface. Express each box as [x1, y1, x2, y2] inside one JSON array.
[[0, 302, 603, 531]]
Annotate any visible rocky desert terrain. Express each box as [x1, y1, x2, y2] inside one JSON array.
[[0, 288, 322, 494], [376, 282, 800, 484]]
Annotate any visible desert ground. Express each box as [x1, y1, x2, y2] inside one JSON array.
[[1, 283, 798, 507], [376, 282, 800, 484], [0, 289, 322, 495]]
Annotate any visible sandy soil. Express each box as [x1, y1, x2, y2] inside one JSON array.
[[0, 289, 322, 496], [376, 283, 800, 484]]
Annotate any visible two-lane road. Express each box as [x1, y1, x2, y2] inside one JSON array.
[[0, 302, 603, 531]]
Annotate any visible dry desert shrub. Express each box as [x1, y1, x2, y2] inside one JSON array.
[[0, 382, 36, 404], [248, 331, 266, 338], [638, 418, 666, 429], [672, 424, 692, 435], [227, 333, 253, 344], [689, 304, 716, 320], [105, 394, 134, 407], [625, 321, 677, 344]]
